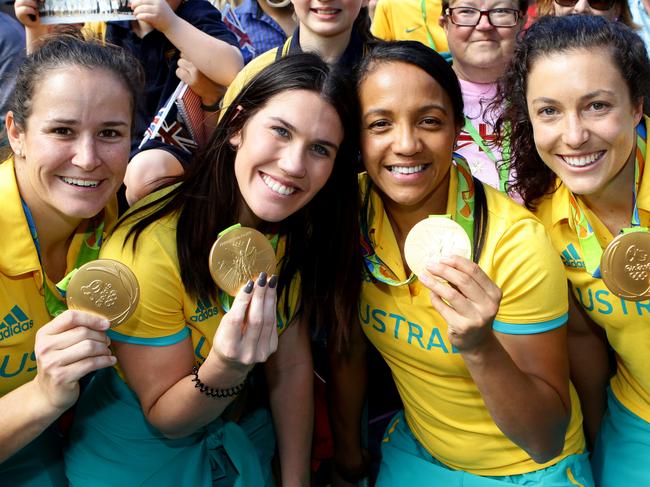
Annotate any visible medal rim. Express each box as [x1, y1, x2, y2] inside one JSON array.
[[404, 218, 471, 278], [66, 258, 140, 327], [208, 227, 277, 296], [600, 231, 650, 302]]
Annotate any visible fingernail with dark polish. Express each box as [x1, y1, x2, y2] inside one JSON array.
[[257, 272, 267, 287], [268, 275, 278, 289], [244, 280, 254, 294]]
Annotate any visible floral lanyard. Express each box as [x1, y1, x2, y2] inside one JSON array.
[[21, 200, 105, 317], [360, 154, 476, 285], [462, 117, 511, 193], [568, 120, 647, 278]]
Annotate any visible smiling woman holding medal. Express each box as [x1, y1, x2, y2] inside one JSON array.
[[495, 15, 650, 486], [331, 40, 594, 486], [0, 35, 143, 485], [64, 52, 361, 487]]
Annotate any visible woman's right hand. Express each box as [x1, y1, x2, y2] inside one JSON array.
[[33, 310, 115, 413], [14, 0, 41, 27], [211, 273, 279, 372]]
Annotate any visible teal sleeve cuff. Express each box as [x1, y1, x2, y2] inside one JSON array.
[[107, 327, 190, 346], [492, 313, 568, 335]]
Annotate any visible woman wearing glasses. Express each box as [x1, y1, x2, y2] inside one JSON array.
[[439, 0, 526, 197], [536, 0, 637, 29]]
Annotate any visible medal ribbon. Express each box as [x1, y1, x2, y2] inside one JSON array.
[[462, 117, 511, 193], [360, 154, 475, 286], [568, 120, 648, 277], [21, 200, 105, 317], [217, 223, 279, 313], [421, 0, 439, 51]]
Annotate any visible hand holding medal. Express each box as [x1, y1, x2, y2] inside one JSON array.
[[406, 216, 501, 352], [208, 226, 279, 368], [32, 258, 137, 411]]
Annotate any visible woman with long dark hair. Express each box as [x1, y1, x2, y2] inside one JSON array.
[[65, 53, 362, 486]]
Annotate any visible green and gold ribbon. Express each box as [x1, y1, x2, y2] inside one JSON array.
[[22, 200, 105, 317], [360, 154, 475, 286], [567, 120, 647, 278]]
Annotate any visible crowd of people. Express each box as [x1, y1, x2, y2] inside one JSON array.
[[1, 1, 649, 486]]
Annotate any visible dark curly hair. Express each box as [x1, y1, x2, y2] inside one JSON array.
[[493, 15, 650, 209]]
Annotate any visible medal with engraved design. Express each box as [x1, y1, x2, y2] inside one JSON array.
[[66, 259, 140, 327], [404, 217, 472, 278], [600, 231, 650, 301], [209, 227, 276, 296]]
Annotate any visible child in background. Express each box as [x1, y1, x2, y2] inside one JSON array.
[[221, 0, 372, 112], [234, 0, 296, 63]]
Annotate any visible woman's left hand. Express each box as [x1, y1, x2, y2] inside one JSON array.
[[419, 255, 502, 352]]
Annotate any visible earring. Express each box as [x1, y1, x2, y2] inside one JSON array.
[[14, 148, 23, 158]]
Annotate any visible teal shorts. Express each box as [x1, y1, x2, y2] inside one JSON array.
[[377, 410, 594, 487], [0, 424, 66, 486], [65, 367, 276, 487], [592, 388, 650, 486]]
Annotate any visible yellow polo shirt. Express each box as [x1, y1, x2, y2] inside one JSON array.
[[0, 158, 116, 396], [371, 0, 449, 52], [102, 188, 296, 367], [360, 171, 585, 475], [535, 152, 650, 423]]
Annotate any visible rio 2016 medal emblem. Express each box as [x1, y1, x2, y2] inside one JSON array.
[[600, 232, 650, 301], [209, 227, 276, 296], [66, 259, 140, 327], [404, 217, 471, 278]]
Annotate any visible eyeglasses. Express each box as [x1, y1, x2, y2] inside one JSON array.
[[553, 0, 616, 10], [445, 7, 521, 27]]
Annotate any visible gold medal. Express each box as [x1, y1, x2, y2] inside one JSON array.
[[209, 227, 276, 296], [404, 218, 471, 278], [600, 231, 650, 301], [66, 259, 140, 327]]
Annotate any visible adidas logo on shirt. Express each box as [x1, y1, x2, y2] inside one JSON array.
[[190, 298, 219, 323], [560, 243, 586, 269], [0, 305, 34, 342]]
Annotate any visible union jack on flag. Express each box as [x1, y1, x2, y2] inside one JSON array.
[[138, 81, 186, 150], [221, 2, 256, 60], [155, 119, 197, 154]]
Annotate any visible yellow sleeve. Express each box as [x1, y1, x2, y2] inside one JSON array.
[[219, 48, 277, 121], [101, 218, 189, 346], [490, 218, 569, 333], [371, 0, 395, 40]]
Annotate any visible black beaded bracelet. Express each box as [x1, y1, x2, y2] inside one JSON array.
[[200, 100, 221, 112], [191, 365, 246, 398]]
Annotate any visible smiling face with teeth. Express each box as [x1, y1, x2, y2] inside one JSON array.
[[526, 49, 643, 201], [229, 89, 343, 226], [360, 61, 460, 217], [8, 67, 132, 229], [291, 0, 364, 39]]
